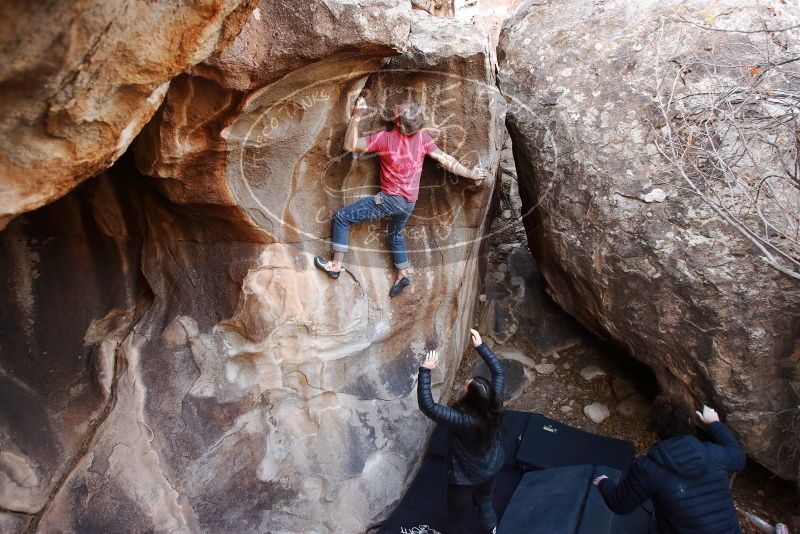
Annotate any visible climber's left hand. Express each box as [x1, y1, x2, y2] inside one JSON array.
[[470, 165, 489, 183]]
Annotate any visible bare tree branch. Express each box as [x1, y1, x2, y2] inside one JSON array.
[[652, 14, 800, 281]]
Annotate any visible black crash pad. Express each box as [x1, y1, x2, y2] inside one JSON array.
[[497, 465, 653, 534], [378, 412, 647, 534], [515, 413, 635, 473], [498, 464, 593, 533], [583, 465, 654, 534], [378, 458, 522, 534]]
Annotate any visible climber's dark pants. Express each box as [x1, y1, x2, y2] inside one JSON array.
[[331, 192, 415, 269], [448, 477, 497, 534]]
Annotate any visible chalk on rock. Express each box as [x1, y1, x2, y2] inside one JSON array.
[[580, 364, 606, 381], [640, 188, 666, 203], [534, 363, 556, 375], [584, 402, 610, 423]]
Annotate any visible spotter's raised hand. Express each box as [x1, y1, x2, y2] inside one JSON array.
[[422, 350, 440, 370]]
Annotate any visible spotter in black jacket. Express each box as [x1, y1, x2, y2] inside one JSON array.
[[417, 343, 505, 485], [598, 421, 746, 534]]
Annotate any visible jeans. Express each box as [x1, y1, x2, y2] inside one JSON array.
[[448, 477, 497, 534], [331, 192, 415, 269]]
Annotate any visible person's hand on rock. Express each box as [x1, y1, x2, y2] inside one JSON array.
[[470, 329, 483, 347], [353, 96, 368, 117], [470, 164, 489, 184], [422, 350, 439, 370], [696, 405, 720, 424]]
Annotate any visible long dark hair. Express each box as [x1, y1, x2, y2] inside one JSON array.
[[453, 376, 504, 450]]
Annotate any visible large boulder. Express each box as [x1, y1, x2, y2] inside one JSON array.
[[0, 0, 257, 230], [1, 2, 505, 532], [498, 0, 800, 479], [454, 0, 526, 53]]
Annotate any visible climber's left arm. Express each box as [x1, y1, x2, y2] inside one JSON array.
[[428, 149, 488, 184]]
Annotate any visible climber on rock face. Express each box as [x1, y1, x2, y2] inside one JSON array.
[[417, 329, 505, 534], [314, 96, 488, 297]]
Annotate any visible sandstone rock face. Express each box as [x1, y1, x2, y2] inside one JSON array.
[[455, 0, 526, 53], [0, 173, 149, 517], [133, 0, 414, 224], [499, 0, 800, 479], [0, 0, 257, 230], [412, 0, 455, 17], [1, 2, 505, 531], [195, 0, 412, 91]]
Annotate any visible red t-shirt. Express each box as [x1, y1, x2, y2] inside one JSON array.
[[365, 128, 439, 203]]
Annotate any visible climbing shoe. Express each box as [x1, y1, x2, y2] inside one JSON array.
[[389, 276, 411, 297], [314, 256, 341, 279]]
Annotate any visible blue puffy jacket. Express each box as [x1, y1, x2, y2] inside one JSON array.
[[598, 422, 746, 534]]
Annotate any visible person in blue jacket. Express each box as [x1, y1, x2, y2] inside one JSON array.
[[593, 394, 746, 534], [417, 329, 505, 534]]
